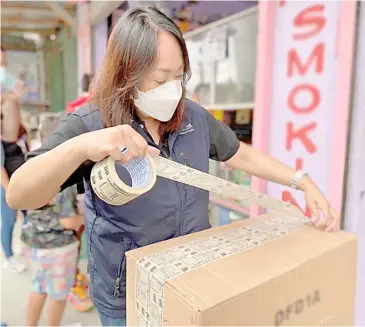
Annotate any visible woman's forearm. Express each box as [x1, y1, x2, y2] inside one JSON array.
[[226, 142, 311, 191], [7, 137, 85, 210]]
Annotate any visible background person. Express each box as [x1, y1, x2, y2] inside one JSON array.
[[65, 74, 93, 114], [22, 116, 84, 326], [1, 46, 26, 273], [7, 7, 339, 326], [64, 73, 94, 312]]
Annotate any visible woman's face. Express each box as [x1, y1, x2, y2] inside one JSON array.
[[139, 31, 184, 93]]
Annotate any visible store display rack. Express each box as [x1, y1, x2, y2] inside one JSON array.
[[184, 6, 258, 226]]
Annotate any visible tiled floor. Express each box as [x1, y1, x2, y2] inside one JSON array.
[[1, 221, 101, 326]]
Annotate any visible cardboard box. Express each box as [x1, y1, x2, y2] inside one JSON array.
[[126, 215, 357, 326]]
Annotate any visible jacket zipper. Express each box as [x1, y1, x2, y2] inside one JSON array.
[[114, 255, 125, 297], [180, 152, 189, 167], [138, 124, 169, 158]]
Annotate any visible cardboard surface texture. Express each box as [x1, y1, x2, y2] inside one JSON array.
[[126, 215, 357, 326]]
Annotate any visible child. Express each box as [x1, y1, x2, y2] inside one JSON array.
[[67, 192, 93, 313], [21, 116, 84, 326]]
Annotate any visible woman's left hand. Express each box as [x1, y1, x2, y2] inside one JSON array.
[[301, 178, 340, 232], [2, 80, 25, 102]]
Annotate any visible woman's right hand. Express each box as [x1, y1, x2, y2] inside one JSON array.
[[76, 124, 159, 163]]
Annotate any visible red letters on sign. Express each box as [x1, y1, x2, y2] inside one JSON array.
[[293, 5, 326, 40], [288, 84, 320, 114], [288, 43, 325, 77], [286, 122, 317, 154], [279, 3, 326, 215], [282, 191, 312, 217]]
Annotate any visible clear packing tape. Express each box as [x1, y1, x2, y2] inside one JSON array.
[[91, 154, 304, 218], [90, 154, 308, 327]]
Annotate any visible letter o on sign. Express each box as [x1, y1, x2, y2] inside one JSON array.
[[288, 84, 320, 114]]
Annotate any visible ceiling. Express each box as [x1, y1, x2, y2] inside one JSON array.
[[162, 1, 257, 23], [1, 1, 77, 50], [122, 1, 257, 25]]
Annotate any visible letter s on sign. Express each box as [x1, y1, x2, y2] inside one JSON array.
[[294, 5, 326, 40]]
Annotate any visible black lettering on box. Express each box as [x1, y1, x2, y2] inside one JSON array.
[[275, 310, 285, 326], [306, 289, 320, 306], [274, 290, 321, 326], [295, 299, 304, 314], [285, 304, 294, 321]]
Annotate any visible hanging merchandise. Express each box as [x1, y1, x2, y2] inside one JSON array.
[[235, 109, 251, 124], [212, 110, 224, 121], [182, 6, 258, 225], [201, 26, 228, 63]]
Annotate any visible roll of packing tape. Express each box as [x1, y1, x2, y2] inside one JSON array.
[[91, 154, 157, 206], [90, 154, 305, 219]]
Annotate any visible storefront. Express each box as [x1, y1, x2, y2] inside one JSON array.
[[182, 5, 258, 225], [82, 2, 363, 322]]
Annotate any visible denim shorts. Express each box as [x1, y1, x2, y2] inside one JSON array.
[[99, 313, 126, 327]]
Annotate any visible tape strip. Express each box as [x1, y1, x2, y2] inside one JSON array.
[[91, 155, 303, 218], [135, 215, 307, 326]]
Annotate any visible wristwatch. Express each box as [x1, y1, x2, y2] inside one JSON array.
[[291, 170, 309, 190]]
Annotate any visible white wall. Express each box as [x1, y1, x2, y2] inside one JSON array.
[[92, 20, 108, 73], [344, 2, 365, 326]]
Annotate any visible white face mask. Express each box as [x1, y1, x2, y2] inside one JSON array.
[[134, 80, 183, 122]]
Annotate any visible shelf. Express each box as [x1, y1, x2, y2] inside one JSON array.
[[20, 101, 49, 108], [210, 195, 250, 215], [202, 102, 254, 111]]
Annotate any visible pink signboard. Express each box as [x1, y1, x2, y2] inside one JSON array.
[[252, 0, 356, 215]]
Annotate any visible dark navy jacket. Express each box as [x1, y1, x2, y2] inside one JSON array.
[[76, 100, 213, 318]]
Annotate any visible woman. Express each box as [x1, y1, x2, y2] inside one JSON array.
[[1, 46, 27, 273], [7, 7, 339, 326]]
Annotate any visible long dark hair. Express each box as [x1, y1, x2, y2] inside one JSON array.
[[91, 6, 191, 136]]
